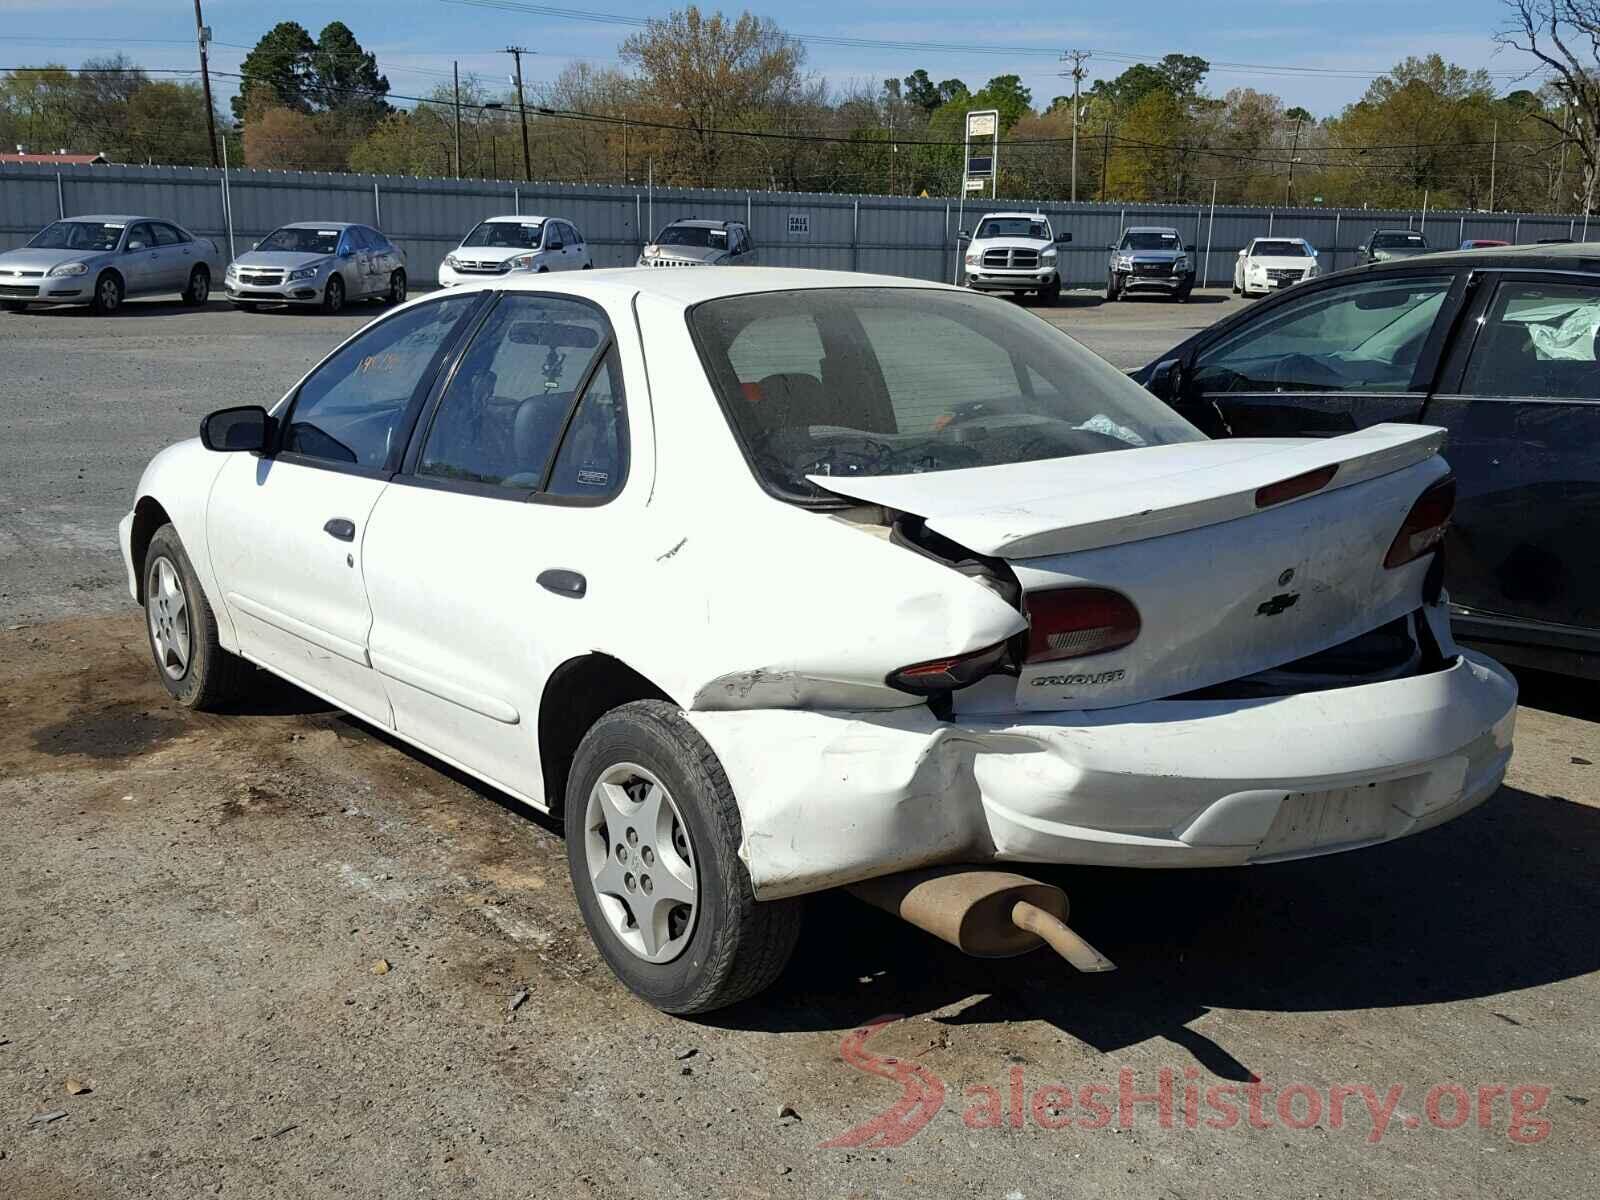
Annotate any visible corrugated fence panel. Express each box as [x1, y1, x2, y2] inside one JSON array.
[[4, 162, 1597, 284]]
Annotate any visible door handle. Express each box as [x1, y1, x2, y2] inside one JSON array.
[[324, 518, 356, 542], [537, 569, 586, 598]]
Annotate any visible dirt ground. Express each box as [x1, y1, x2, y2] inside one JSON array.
[[1, 613, 1596, 1198]]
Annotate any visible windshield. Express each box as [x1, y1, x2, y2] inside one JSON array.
[[1252, 240, 1309, 258], [463, 220, 543, 249], [1373, 233, 1427, 249], [258, 226, 342, 254], [976, 217, 1048, 240], [690, 287, 1203, 503], [1122, 231, 1181, 251], [26, 220, 124, 252], [657, 225, 725, 248]]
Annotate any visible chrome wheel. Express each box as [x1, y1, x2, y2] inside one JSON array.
[[583, 762, 697, 964], [147, 555, 191, 680], [389, 271, 406, 304], [190, 269, 209, 304], [98, 275, 121, 312]]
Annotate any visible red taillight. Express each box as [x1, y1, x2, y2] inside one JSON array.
[[1023, 587, 1141, 664], [1255, 464, 1338, 508], [887, 641, 1011, 695], [1384, 476, 1455, 568]]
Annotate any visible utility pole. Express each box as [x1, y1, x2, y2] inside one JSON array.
[[504, 46, 533, 182], [193, 0, 219, 168], [452, 61, 462, 179], [1487, 119, 1497, 212], [1285, 113, 1303, 206], [1059, 50, 1090, 203]]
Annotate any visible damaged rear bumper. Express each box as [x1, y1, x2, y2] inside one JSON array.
[[684, 651, 1517, 900]]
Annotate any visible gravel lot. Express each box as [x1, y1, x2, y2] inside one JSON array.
[[1, 287, 1596, 1198]]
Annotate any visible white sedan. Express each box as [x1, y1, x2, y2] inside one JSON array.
[[119, 268, 1516, 1013], [1234, 237, 1321, 297]]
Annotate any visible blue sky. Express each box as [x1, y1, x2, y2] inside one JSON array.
[[0, 0, 1542, 118]]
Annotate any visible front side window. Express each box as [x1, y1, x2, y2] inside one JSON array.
[[258, 226, 342, 255], [1373, 232, 1427, 249], [1460, 280, 1600, 399], [691, 287, 1202, 503], [1191, 274, 1453, 395], [417, 294, 612, 491], [976, 217, 1048, 240], [282, 293, 482, 469], [125, 222, 156, 250], [27, 220, 125, 252]]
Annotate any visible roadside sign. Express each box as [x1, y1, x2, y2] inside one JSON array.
[[787, 213, 810, 236], [964, 178, 985, 192], [963, 108, 1000, 202], [966, 155, 993, 178], [966, 111, 997, 139]]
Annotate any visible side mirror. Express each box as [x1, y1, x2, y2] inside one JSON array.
[[1146, 358, 1184, 404], [1108, 243, 1119, 251], [201, 405, 271, 453], [126, 241, 146, 252], [1055, 231, 1071, 244], [957, 229, 971, 244], [251, 240, 260, 251]]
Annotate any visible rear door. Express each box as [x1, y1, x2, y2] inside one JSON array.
[[1175, 271, 1465, 437], [150, 222, 193, 290], [1423, 270, 1600, 636]]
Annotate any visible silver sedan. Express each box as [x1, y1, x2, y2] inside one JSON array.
[[224, 222, 407, 314], [0, 214, 223, 314]]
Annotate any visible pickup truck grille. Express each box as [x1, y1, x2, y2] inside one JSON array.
[[981, 248, 1040, 269]]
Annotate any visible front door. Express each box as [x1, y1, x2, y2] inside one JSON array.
[[119, 221, 162, 295], [363, 291, 633, 804], [1424, 272, 1600, 635], [1177, 272, 1463, 437], [207, 290, 487, 718]]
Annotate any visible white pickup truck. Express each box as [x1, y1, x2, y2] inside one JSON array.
[[959, 211, 1070, 304]]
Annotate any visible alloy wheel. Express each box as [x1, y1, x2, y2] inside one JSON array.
[[147, 556, 191, 680], [583, 763, 698, 964]]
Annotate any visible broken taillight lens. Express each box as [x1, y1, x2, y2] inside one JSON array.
[[887, 640, 1012, 695], [1384, 476, 1455, 569], [1023, 587, 1141, 664]]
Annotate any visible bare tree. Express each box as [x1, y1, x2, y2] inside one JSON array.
[[1497, 1, 1600, 204]]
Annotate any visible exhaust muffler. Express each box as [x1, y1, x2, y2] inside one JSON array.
[[849, 867, 1115, 973]]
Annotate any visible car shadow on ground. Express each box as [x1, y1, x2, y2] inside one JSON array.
[[4, 298, 223, 320], [1511, 666, 1600, 723], [707, 784, 1600, 1078]]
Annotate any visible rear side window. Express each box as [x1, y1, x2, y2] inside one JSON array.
[[283, 293, 481, 470], [1460, 280, 1600, 399], [1191, 274, 1453, 395], [416, 294, 617, 494], [153, 223, 186, 246]]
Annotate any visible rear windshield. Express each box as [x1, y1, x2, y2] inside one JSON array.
[[1252, 240, 1309, 257], [658, 225, 725, 247], [463, 220, 543, 248], [1122, 231, 1181, 250], [690, 287, 1203, 504], [976, 217, 1048, 240], [1373, 233, 1427, 248], [258, 227, 342, 254], [27, 220, 124, 251]]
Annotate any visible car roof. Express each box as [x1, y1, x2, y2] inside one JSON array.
[[480, 214, 551, 223], [1125, 225, 1180, 234], [279, 220, 358, 230], [63, 214, 154, 224], [663, 218, 737, 229], [978, 211, 1048, 220], [422, 266, 955, 310], [1371, 228, 1425, 234]]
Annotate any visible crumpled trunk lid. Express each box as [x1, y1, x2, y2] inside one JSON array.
[[812, 424, 1447, 710]]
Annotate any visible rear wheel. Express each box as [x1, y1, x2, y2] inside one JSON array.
[[89, 271, 123, 315], [181, 265, 210, 306], [565, 700, 802, 1014], [143, 524, 251, 710], [320, 274, 345, 315]]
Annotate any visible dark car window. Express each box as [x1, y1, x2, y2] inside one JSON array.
[[1191, 275, 1454, 395], [258, 226, 343, 254], [1460, 280, 1600, 400], [658, 225, 724, 248], [347, 226, 372, 251], [283, 293, 481, 470], [152, 223, 187, 246], [1373, 232, 1427, 249], [125, 222, 156, 251], [692, 286, 1202, 503], [418, 294, 611, 491], [26, 220, 125, 252], [566, 223, 583, 245], [547, 351, 628, 498]]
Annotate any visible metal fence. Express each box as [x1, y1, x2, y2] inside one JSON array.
[[3, 161, 1596, 289]]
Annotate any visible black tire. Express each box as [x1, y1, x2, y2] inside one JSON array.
[[1041, 276, 1062, 306], [1231, 277, 1241, 295], [386, 269, 407, 305], [565, 700, 802, 1014], [233, 302, 261, 313], [142, 524, 251, 710], [89, 270, 123, 315], [582, 262, 593, 269], [321, 274, 345, 315], [181, 265, 210, 306], [1, 300, 27, 314], [1175, 284, 1193, 304]]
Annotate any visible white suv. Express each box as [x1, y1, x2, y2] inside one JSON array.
[[438, 215, 591, 287], [960, 212, 1070, 304]]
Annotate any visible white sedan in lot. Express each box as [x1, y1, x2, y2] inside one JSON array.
[[119, 268, 1516, 1014], [1234, 236, 1321, 297]]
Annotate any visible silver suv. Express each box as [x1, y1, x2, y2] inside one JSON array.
[[1107, 226, 1194, 303], [638, 219, 757, 267]]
